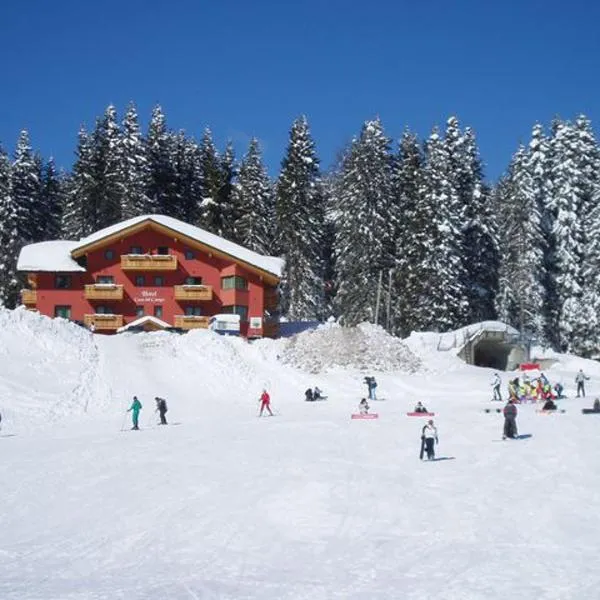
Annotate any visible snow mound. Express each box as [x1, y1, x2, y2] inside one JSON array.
[[280, 322, 422, 373]]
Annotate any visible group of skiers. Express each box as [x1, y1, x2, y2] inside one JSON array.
[[492, 371, 569, 404], [126, 396, 168, 430], [304, 387, 325, 401]]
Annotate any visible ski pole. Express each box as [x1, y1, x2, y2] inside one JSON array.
[[120, 411, 127, 431]]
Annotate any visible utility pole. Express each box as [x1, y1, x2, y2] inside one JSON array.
[[374, 270, 383, 325]]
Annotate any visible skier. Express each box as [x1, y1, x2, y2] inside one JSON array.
[[127, 396, 142, 430], [542, 397, 557, 411], [575, 369, 590, 398], [359, 398, 370, 415], [313, 386, 323, 400], [259, 389, 273, 416], [414, 401, 428, 413], [305, 388, 314, 402], [594, 398, 600, 412], [363, 376, 378, 400], [502, 399, 518, 439], [421, 419, 438, 460], [155, 397, 168, 425], [554, 382, 565, 399], [491, 372, 502, 401]]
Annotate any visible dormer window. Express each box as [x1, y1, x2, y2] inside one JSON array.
[[97, 275, 114, 285], [184, 276, 202, 285], [157, 246, 169, 256], [130, 246, 143, 255]]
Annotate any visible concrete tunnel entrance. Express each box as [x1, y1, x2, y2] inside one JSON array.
[[472, 339, 528, 371]]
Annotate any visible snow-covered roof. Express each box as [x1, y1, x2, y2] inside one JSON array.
[[74, 215, 284, 278], [116, 315, 171, 333], [17, 241, 87, 272]]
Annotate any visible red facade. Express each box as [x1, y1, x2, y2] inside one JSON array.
[[20, 221, 279, 337]]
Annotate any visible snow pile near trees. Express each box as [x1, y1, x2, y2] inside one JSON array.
[[280, 322, 422, 373]]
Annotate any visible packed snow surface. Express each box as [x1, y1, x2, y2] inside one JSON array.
[[2, 308, 600, 599]]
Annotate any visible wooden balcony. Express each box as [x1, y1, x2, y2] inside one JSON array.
[[121, 254, 178, 271], [21, 289, 37, 305], [84, 284, 124, 301], [174, 285, 213, 302], [174, 315, 209, 330], [84, 314, 124, 330]]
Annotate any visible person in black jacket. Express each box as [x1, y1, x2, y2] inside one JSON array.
[[155, 397, 168, 425], [503, 399, 518, 439], [305, 388, 314, 402], [542, 398, 557, 411]]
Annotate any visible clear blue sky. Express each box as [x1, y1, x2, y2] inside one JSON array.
[[1, 0, 599, 181]]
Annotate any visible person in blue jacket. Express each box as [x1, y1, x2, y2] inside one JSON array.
[[127, 396, 142, 430]]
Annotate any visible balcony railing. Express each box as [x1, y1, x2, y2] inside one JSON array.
[[84, 314, 124, 330], [21, 289, 37, 305], [174, 315, 209, 330], [84, 284, 124, 301], [121, 254, 178, 271], [174, 285, 213, 302]]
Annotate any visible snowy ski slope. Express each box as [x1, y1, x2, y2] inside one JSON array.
[[1, 308, 600, 600]]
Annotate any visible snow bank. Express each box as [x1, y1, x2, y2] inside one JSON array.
[[280, 322, 422, 373]]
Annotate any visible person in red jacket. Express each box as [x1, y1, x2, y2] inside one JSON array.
[[259, 389, 273, 416]]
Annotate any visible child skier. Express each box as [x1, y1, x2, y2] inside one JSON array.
[[359, 398, 370, 415], [421, 419, 438, 460], [127, 396, 142, 430], [414, 401, 428, 413], [259, 389, 273, 416]]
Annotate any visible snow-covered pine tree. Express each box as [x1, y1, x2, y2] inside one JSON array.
[[416, 127, 469, 331], [234, 138, 273, 254], [219, 142, 237, 241], [391, 130, 426, 336], [11, 130, 39, 245], [62, 127, 95, 238], [275, 116, 325, 320], [146, 105, 178, 216], [493, 146, 545, 339], [197, 128, 229, 236], [90, 105, 124, 228], [120, 103, 151, 219], [171, 132, 201, 223], [332, 118, 394, 326], [40, 158, 63, 240], [545, 119, 588, 351], [0, 146, 20, 307]]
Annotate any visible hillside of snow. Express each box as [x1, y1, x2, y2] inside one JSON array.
[[2, 308, 600, 599]]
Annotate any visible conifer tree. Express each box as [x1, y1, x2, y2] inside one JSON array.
[[146, 105, 177, 216], [171, 132, 201, 223], [12, 130, 39, 244], [416, 127, 469, 331], [0, 147, 20, 307], [40, 158, 63, 240], [332, 119, 394, 326], [275, 116, 325, 320], [120, 103, 151, 219], [234, 138, 273, 254], [219, 142, 237, 241]]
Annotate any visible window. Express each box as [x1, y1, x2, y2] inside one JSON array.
[[55, 275, 71, 289], [136, 306, 145, 317], [184, 276, 202, 285], [96, 305, 109, 314], [157, 246, 169, 255], [221, 275, 248, 290], [97, 275, 114, 284], [154, 306, 163, 318], [222, 305, 248, 321], [154, 276, 164, 287], [54, 305, 71, 319], [135, 275, 145, 287], [184, 306, 202, 316], [130, 246, 143, 255], [104, 249, 115, 260], [184, 249, 195, 260]]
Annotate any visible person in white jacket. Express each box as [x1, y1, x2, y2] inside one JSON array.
[[421, 420, 439, 460], [491, 373, 502, 401]]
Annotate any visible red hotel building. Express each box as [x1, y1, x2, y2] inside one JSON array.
[[17, 215, 283, 337]]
